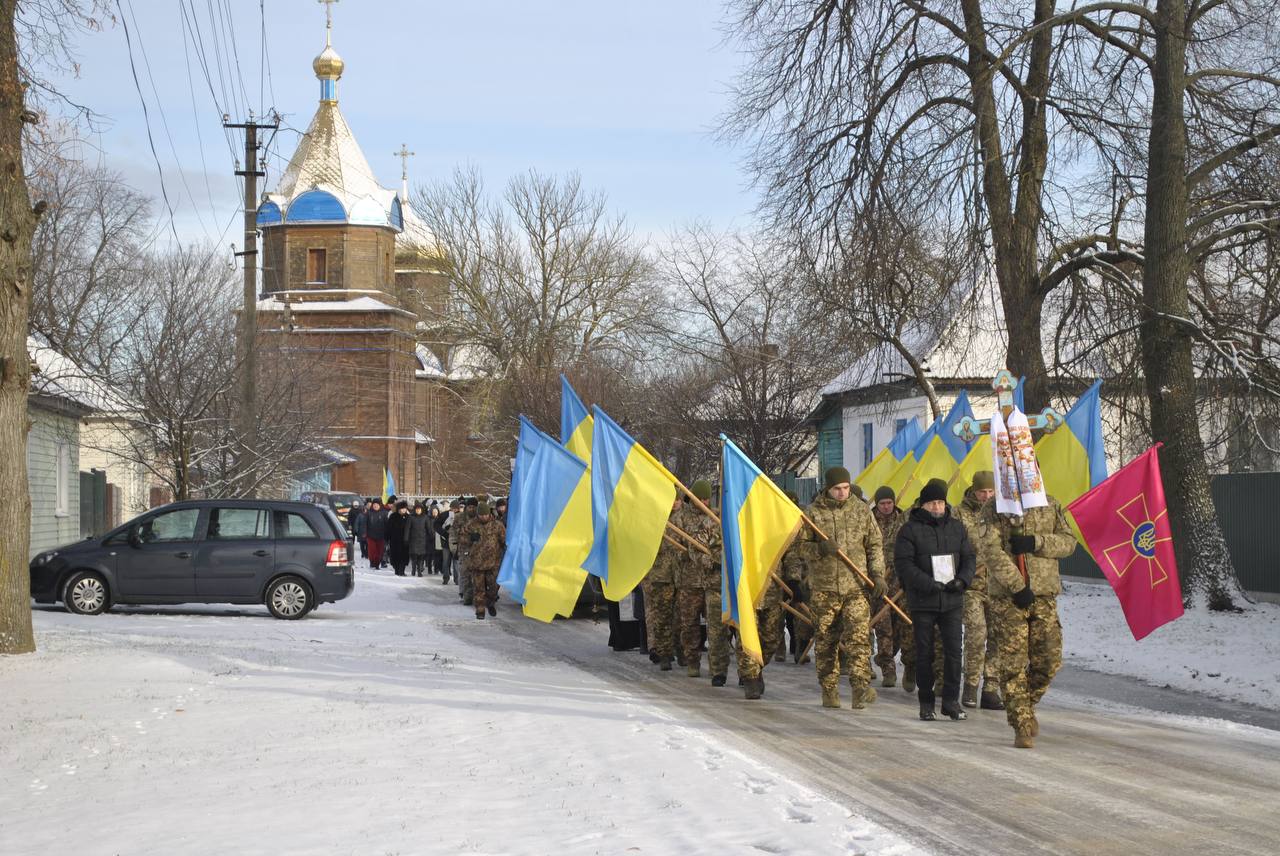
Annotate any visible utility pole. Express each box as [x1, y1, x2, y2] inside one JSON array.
[[225, 110, 279, 496]]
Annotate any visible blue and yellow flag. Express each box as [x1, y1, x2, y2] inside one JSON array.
[[1037, 379, 1107, 506], [948, 433, 992, 505], [381, 467, 397, 503], [884, 419, 936, 498], [560, 375, 593, 461], [720, 437, 804, 665], [496, 417, 543, 604], [899, 391, 974, 505], [582, 405, 677, 600], [521, 428, 592, 622], [855, 416, 921, 497]]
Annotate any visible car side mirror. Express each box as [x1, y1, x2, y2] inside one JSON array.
[[128, 526, 143, 548]]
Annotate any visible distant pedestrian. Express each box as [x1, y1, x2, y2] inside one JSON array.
[[346, 500, 363, 553], [408, 502, 431, 577], [495, 497, 508, 524], [388, 501, 411, 576], [365, 500, 389, 569], [353, 501, 369, 560], [894, 478, 976, 722], [427, 504, 444, 577], [465, 502, 506, 619]]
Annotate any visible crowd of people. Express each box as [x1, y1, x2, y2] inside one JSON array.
[[637, 466, 1075, 750], [345, 494, 510, 619], [342, 465, 1074, 749]]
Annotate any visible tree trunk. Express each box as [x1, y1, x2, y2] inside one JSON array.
[[0, 0, 36, 654], [1142, 0, 1241, 609]]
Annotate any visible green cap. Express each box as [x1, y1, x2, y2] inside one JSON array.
[[824, 466, 852, 488], [691, 479, 713, 501]]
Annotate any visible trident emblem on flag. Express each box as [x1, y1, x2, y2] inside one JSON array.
[[1100, 494, 1172, 589]]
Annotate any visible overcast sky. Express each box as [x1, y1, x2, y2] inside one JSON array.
[[40, 0, 759, 251]]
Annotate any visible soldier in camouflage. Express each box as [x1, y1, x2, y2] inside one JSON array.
[[642, 498, 683, 670], [980, 495, 1077, 747], [674, 480, 728, 685], [465, 502, 506, 619], [779, 491, 811, 665], [870, 486, 910, 689], [734, 571, 786, 699], [457, 497, 479, 605], [952, 471, 1003, 709], [798, 466, 887, 710]]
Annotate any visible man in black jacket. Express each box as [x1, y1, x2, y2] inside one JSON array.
[[894, 478, 977, 721]]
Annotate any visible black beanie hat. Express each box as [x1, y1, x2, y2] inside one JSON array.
[[873, 486, 894, 503], [919, 478, 948, 505], [824, 466, 852, 488]]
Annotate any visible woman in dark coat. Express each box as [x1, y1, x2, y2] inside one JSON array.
[[408, 502, 431, 577], [894, 478, 977, 721], [387, 501, 412, 576]]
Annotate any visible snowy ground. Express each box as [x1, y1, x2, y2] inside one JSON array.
[[0, 560, 920, 856], [1059, 579, 1280, 710]]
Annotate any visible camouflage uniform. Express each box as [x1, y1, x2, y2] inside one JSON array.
[[980, 498, 1077, 737], [780, 543, 810, 661], [953, 491, 1000, 694], [673, 505, 727, 677], [798, 494, 886, 696], [642, 510, 681, 660], [871, 506, 909, 682], [457, 508, 477, 603], [466, 517, 506, 616], [735, 576, 785, 680]]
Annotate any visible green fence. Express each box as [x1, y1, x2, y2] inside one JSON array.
[[1060, 471, 1279, 595]]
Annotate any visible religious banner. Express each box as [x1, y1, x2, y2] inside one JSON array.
[[992, 407, 1047, 516]]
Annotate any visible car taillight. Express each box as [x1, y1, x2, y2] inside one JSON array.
[[326, 540, 349, 566]]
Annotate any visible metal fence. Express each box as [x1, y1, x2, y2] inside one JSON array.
[[1061, 471, 1279, 596]]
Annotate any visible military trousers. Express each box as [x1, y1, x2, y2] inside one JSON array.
[[471, 567, 499, 614], [459, 554, 474, 602], [992, 595, 1063, 732], [736, 584, 784, 679], [643, 579, 678, 659], [811, 590, 872, 691], [963, 586, 999, 690], [677, 586, 729, 677]]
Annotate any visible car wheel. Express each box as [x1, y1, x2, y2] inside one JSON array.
[[64, 571, 110, 616], [265, 576, 313, 620]]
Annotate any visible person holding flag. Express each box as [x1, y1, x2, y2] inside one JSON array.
[[641, 496, 684, 671], [980, 484, 1078, 747], [797, 466, 887, 710], [674, 480, 728, 685], [870, 486, 910, 690]]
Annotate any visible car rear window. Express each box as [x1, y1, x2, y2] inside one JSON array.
[[275, 511, 320, 539]]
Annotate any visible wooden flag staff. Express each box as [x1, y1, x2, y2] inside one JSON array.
[[669, 472, 910, 625], [665, 521, 814, 627]]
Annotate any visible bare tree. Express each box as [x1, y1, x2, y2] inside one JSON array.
[[412, 166, 658, 455], [653, 225, 837, 476]]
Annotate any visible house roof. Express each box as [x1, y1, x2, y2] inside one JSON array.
[[27, 336, 135, 416]]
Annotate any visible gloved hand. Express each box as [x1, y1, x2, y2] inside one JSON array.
[[819, 540, 839, 558], [1010, 534, 1036, 555], [1012, 584, 1034, 609], [469, 532, 480, 545], [868, 577, 886, 600], [944, 578, 966, 594], [931, 580, 945, 593]]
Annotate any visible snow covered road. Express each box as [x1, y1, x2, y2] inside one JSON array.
[[2, 567, 1277, 855]]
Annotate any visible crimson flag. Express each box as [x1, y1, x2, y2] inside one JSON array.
[[1067, 445, 1184, 640]]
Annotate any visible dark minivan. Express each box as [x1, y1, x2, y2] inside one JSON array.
[[29, 499, 354, 620]]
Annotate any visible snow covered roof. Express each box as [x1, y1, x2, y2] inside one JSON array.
[[27, 336, 135, 416], [414, 342, 494, 383], [257, 295, 415, 317]]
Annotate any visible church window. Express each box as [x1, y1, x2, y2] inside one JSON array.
[[307, 248, 327, 283]]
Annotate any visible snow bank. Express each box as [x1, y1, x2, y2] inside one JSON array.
[[0, 562, 922, 856], [1060, 580, 1280, 710]]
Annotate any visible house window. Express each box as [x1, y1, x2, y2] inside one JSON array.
[[895, 417, 909, 435], [862, 423, 874, 468], [55, 441, 70, 517], [306, 248, 327, 283]]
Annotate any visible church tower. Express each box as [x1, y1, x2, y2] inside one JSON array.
[[254, 7, 422, 496]]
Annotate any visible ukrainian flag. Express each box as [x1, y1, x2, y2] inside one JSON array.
[[381, 467, 396, 503], [884, 420, 937, 498], [496, 417, 544, 604], [855, 417, 921, 497], [899, 391, 975, 505], [720, 436, 804, 665], [581, 405, 677, 600], [561, 375, 593, 461], [948, 433, 992, 505], [1036, 379, 1107, 505], [521, 428, 592, 622]]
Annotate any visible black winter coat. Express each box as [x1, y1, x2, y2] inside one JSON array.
[[894, 506, 977, 613], [387, 512, 411, 565], [365, 509, 389, 540], [407, 512, 431, 555]]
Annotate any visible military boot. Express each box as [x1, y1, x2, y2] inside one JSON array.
[[941, 701, 968, 721], [980, 682, 1005, 710], [961, 684, 979, 708], [744, 676, 764, 700], [882, 670, 897, 688], [659, 656, 673, 672], [903, 674, 915, 693], [686, 664, 701, 678], [711, 674, 727, 687], [821, 686, 840, 708], [849, 681, 876, 710], [1014, 728, 1035, 749]]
